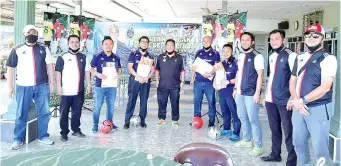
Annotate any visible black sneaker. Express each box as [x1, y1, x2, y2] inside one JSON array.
[[140, 122, 147, 128], [123, 123, 130, 129], [60, 135, 68, 142], [72, 131, 86, 138]]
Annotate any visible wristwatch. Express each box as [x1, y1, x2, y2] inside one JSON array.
[[302, 96, 309, 105], [233, 87, 237, 91]]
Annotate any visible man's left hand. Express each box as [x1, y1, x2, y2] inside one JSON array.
[[253, 93, 260, 104], [86, 86, 92, 95], [203, 73, 211, 78], [49, 83, 54, 92], [292, 98, 310, 116]]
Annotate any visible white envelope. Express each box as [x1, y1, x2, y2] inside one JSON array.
[[101, 66, 117, 87], [215, 69, 226, 89], [193, 57, 214, 81]]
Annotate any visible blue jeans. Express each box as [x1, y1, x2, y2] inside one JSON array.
[[193, 82, 216, 126], [235, 94, 263, 148], [292, 103, 334, 165], [14, 83, 51, 142], [219, 95, 241, 136], [92, 87, 116, 131], [124, 75, 151, 124]]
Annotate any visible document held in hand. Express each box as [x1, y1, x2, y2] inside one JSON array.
[[192, 57, 214, 81], [136, 56, 154, 83], [214, 62, 226, 89], [101, 62, 118, 88]]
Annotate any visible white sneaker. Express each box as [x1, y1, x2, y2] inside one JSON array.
[[172, 121, 180, 127], [10, 141, 23, 150], [38, 137, 54, 145]]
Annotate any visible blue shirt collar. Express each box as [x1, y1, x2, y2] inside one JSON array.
[[100, 51, 115, 58]]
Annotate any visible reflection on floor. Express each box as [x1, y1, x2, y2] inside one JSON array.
[[1, 108, 316, 166]]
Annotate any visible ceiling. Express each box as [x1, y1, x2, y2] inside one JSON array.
[[0, 0, 338, 25]]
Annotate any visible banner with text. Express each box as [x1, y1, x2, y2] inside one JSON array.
[[93, 22, 202, 81]]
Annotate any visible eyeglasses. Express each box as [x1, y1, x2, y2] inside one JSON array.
[[304, 33, 321, 39]]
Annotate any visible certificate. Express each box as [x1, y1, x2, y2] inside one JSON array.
[[135, 57, 153, 83], [101, 62, 118, 87], [192, 57, 214, 81]]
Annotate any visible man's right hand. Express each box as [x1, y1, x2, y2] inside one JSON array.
[[190, 79, 194, 86], [97, 73, 107, 80], [8, 87, 14, 98], [232, 90, 236, 99], [57, 86, 63, 96]]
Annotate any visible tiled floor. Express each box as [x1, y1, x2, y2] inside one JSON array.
[[2, 108, 301, 166]]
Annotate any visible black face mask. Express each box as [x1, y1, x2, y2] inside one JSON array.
[[69, 48, 80, 53], [26, 35, 38, 43], [203, 46, 211, 51], [273, 45, 284, 53], [140, 47, 147, 53], [167, 51, 175, 55], [306, 43, 322, 52], [242, 47, 252, 52]]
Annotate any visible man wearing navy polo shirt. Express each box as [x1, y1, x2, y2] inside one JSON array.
[[155, 39, 185, 127], [289, 24, 337, 165], [190, 36, 220, 127], [124, 36, 155, 129], [55, 35, 91, 142], [7, 25, 55, 150], [260, 29, 297, 165], [90, 36, 122, 132], [233, 32, 264, 156]]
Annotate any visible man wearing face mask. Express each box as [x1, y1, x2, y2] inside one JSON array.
[[260, 29, 297, 166], [191, 36, 221, 128], [124, 36, 155, 129], [7, 25, 55, 150], [55, 35, 91, 142], [155, 39, 185, 126], [233, 32, 264, 156], [288, 24, 337, 165]]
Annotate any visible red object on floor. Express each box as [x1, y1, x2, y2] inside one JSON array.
[[192, 117, 203, 129], [100, 120, 113, 134]]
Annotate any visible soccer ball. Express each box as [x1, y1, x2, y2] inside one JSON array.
[[130, 115, 141, 127], [208, 127, 221, 140]]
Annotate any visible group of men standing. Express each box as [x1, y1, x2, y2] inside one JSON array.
[[7, 23, 337, 166]]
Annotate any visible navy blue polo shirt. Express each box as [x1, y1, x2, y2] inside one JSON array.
[[91, 51, 122, 87], [128, 49, 154, 72], [218, 58, 237, 97], [265, 47, 296, 105], [155, 52, 184, 89], [236, 50, 264, 96], [292, 50, 337, 107], [6, 43, 52, 86], [194, 48, 221, 82]]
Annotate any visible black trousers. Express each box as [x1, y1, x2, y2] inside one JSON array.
[[265, 102, 297, 166], [157, 88, 180, 121], [59, 91, 84, 136]]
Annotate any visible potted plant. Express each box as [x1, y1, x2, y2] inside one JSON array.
[[0, 55, 8, 80]]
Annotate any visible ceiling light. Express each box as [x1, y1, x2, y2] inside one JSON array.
[[301, 4, 308, 7]]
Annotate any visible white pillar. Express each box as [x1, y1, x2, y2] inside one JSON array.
[[74, 0, 82, 15]]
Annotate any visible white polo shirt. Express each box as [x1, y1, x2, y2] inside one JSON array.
[[55, 51, 90, 96], [6, 43, 52, 86]]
